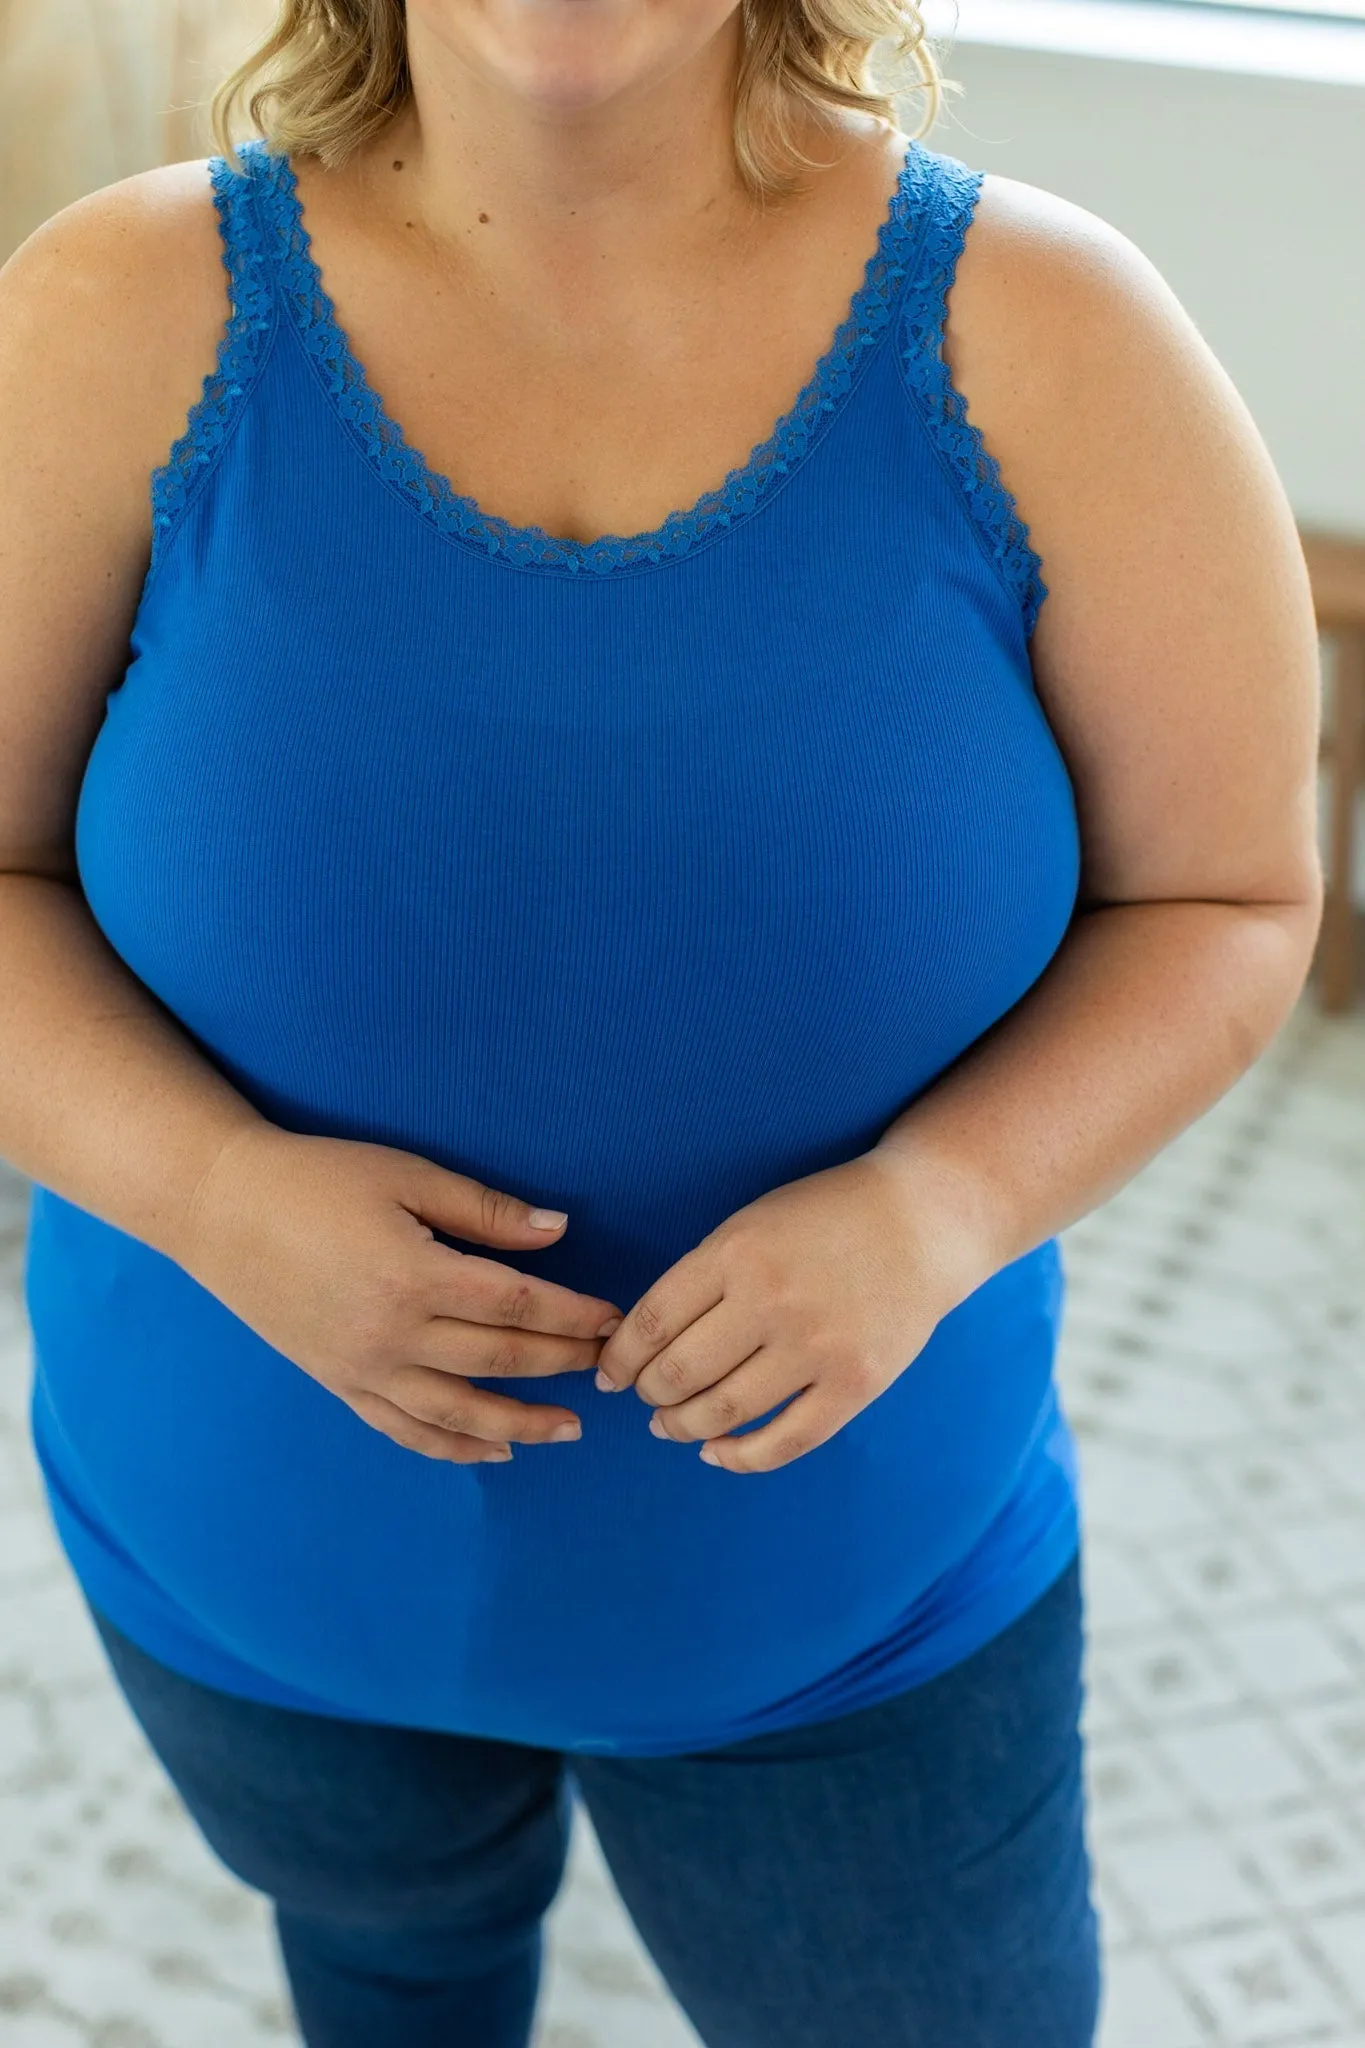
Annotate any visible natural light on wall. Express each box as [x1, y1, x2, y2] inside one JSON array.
[[1183, 0, 1365, 14], [922, 0, 1365, 82]]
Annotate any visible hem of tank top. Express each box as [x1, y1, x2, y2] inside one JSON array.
[[625, 1518, 1083, 1761], [48, 1446, 1082, 1756], [141, 153, 283, 608], [891, 161, 1050, 643], [247, 134, 945, 581]]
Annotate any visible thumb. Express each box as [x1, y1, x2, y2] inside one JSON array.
[[411, 1161, 570, 1251]]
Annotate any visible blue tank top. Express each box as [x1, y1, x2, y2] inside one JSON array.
[[24, 134, 1083, 1755]]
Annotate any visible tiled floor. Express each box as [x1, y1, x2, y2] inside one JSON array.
[[1, 993, 1362, 2047]]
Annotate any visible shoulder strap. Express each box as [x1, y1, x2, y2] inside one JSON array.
[[147, 142, 277, 579], [897, 146, 1047, 640]]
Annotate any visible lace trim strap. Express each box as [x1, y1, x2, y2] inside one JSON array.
[[898, 153, 1048, 640], [147, 152, 276, 578]]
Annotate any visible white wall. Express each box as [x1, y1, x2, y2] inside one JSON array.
[[907, 43, 1365, 538], [0, 0, 277, 264]]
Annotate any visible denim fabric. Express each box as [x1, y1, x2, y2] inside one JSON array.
[[90, 1553, 1098, 2048]]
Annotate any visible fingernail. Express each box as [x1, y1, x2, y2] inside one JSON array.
[[528, 1208, 567, 1229], [548, 1420, 581, 1443], [483, 1447, 513, 1462], [699, 1443, 722, 1465], [648, 1413, 670, 1439], [594, 1369, 619, 1393], [595, 1317, 623, 1337]]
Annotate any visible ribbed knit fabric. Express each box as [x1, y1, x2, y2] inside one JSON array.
[[24, 135, 1084, 1755]]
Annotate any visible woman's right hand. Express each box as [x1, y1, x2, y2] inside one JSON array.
[[176, 1124, 624, 1464]]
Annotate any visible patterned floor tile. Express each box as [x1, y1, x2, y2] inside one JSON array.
[[1067, 1353, 1269, 1450], [1171, 1923, 1349, 2043], [1246, 1367, 1365, 1439], [1335, 1599, 1365, 1664], [1285, 1699, 1365, 1792], [1100, 1624, 1250, 1725], [1215, 1615, 1362, 1704], [1145, 1530, 1299, 1623], [1229, 1808, 1365, 1916], [1104, 1827, 1268, 1940], [1267, 1520, 1365, 1604], [1193, 1442, 1354, 1528], [1308, 1908, 1365, 2010], [1096, 1950, 1213, 2048], [1070, 1437, 1224, 1543], [1155, 1712, 1321, 1816], [1091, 1857, 1144, 1953], [0, 2017, 89, 2048], [1196, 1213, 1350, 1291], [1311, 1434, 1365, 1512], [1083, 1533, 1184, 1632], [1082, 1668, 1137, 1742], [1087, 1733, 1200, 1840]]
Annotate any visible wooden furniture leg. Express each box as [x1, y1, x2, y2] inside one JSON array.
[[1320, 626, 1365, 1014], [1299, 533, 1365, 1013]]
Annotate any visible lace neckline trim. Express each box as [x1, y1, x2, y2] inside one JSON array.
[[246, 135, 929, 577]]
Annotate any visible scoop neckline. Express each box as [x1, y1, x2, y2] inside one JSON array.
[[251, 134, 929, 576]]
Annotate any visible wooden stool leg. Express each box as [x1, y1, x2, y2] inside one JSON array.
[[1320, 627, 1365, 1013]]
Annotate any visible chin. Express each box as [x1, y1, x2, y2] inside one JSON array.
[[495, 51, 655, 110]]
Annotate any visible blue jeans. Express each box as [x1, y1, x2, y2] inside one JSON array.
[[88, 1553, 1098, 2048]]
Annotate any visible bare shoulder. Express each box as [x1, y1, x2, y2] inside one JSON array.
[[943, 167, 1312, 638], [944, 168, 1263, 518], [0, 155, 227, 341], [937, 167, 1320, 912], [957, 167, 1165, 312], [2, 155, 225, 287], [0, 157, 234, 551], [0, 160, 233, 876]]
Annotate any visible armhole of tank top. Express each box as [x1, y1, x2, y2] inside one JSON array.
[[896, 153, 1049, 643], [145, 148, 276, 591]]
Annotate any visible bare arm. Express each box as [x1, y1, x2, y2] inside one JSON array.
[[0, 168, 622, 1462], [870, 175, 1323, 1289], [0, 164, 263, 1261]]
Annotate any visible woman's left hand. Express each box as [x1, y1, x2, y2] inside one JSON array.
[[592, 1151, 987, 1473]]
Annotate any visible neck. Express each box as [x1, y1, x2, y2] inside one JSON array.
[[362, 8, 769, 271]]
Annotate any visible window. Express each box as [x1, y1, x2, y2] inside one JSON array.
[[923, 0, 1365, 80], [1162, 0, 1365, 18]]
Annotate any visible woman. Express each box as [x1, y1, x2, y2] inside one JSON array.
[[0, 0, 1322, 2039]]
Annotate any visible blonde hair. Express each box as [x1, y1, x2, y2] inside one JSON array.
[[209, 0, 958, 202]]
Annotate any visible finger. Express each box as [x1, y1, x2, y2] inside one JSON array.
[[417, 1245, 624, 1343], [348, 1390, 512, 1464], [695, 1388, 845, 1474], [647, 1351, 793, 1443], [387, 1365, 584, 1446], [414, 1317, 604, 1381], [594, 1256, 724, 1392], [405, 1162, 584, 1256], [629, 1301, 755, 1408]]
